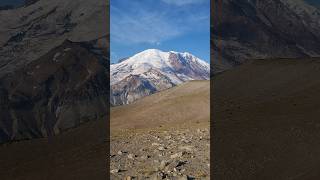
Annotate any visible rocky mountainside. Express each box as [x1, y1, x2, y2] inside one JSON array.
[[110, 49, 210, 106], [212, 0, 320, 74], [0, 0, 109, 143]]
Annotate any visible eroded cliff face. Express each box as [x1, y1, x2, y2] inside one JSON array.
[[211, 0, 320, 73], [110, 72, 175, 106], [0, 40, 109, 142]]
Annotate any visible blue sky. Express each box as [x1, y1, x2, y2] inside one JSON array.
[[110, 0, 210, 64]]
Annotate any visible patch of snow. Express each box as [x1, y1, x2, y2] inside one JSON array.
[[53, 52, 61, 62], [111, 49, 210, 85]]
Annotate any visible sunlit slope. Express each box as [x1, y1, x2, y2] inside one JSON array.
[[111, 80, 210, 132]]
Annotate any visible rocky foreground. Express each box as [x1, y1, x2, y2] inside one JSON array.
[[110, 128, 210, 180]]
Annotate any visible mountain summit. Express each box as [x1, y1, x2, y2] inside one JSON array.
[[110, 49, 210, 105]]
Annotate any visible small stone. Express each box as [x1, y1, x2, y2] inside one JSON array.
[[159, 160, 168, 170], [110, 169, 119, 174], [158, 146, 166, 151], [117, 150, 123, 155], [158, 172, 165, 178], [128, 154, 135, 159], [178, 175, 188, 180], [181, 139, 190, 143], [152, 143, 160, 146], [141, 155, 150, 159], [170, 152, 184, 159], [178, 146, 193, 152]]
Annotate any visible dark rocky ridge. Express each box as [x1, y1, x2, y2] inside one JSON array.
[[110, 71, 175, 106], [24, 0, 40, 6], [212, 0, 320, 73], [0, 40, 108, 143]]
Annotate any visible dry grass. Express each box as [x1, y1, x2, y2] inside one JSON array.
[[111, 80, 210, 135]]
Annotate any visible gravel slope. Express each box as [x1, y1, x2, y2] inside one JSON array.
[[111, 80, 210, 179]]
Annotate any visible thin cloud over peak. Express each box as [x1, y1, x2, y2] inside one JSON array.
[[111, 0, 210, 63], [111, 0, 209, 45]]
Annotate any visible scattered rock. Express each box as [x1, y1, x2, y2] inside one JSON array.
[[178, 175, 189, 180], [141, 155, 150, 159], [118, 150, 123, 155], [170, 152, 184, 159], [128, 154, 136, 159], [110, 169, 120, 174], [178, 146, 193, 152], [111, 128, 209, 179], [159, 160, 169, 170]]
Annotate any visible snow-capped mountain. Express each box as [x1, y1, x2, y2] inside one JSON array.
[[110, 49, 210, 105]]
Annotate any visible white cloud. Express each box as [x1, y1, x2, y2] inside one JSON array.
[[111, 7, 182, 44], [110, 1, 209, 45]]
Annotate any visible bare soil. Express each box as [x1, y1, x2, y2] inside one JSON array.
[[0, 119, 108, 180]]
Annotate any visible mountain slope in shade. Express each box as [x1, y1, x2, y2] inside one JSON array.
[[0, 0, 109, 143], [0, 0, 108, 77], [110, 49, 210, 105], [212, 0, 320, 73], [213, 58, 320, 179]]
